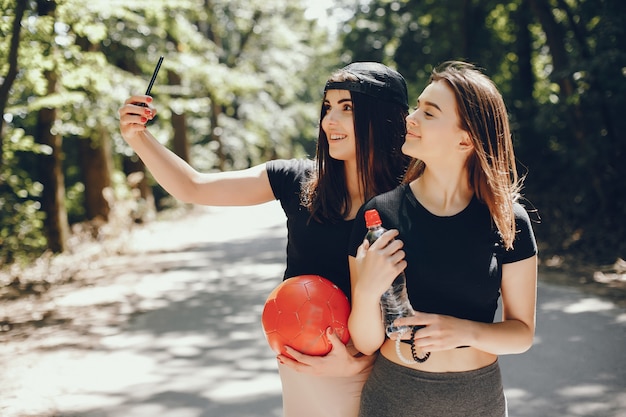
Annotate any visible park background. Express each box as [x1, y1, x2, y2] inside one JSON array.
[[1, 1, 625, 306], [1, 1, 626, 416]]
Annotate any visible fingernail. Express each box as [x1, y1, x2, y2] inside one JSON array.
[[141, 116, 147, 123], [327, 327, 334, 335], [146, 96, 153, 103]]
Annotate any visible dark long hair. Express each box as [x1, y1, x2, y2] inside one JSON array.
[[302, 72, 410, 223]]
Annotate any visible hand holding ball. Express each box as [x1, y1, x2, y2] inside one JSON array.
[[262, 275, 350, 357]]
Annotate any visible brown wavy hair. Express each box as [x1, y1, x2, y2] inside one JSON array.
[[404, 61, 522, 249]]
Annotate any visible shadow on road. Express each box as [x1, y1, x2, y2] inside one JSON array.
[[501, 282, 626, 417], [1, 204, 288, 417], [1, 202, 625, 417]]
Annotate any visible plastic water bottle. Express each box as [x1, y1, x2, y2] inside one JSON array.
[[364, 209, 415, 337]]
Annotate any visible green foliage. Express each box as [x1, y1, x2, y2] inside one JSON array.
[[0, 129, 47, 266], [0, 0, 340, 263], [2, 0, 623, 267], [337, 0, 626, 263]]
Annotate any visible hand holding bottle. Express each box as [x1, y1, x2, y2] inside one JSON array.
[[363, 209, 415, 337], [354, 228, 407, 301]]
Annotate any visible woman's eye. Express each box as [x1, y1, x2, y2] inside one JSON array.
[[343, 104, 353, 111]]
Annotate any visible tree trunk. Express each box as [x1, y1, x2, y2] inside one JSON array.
[[0, 0, 27, 162], [529, 0, 611, 215], [512, 0, 537, 146], [210, 97, 225, 171], [77, 130, 112, 222], [122, 155, 156, 221], [528, 0, 586, 144], [167, 70, 190, 162], [36, 70, 69, 253]]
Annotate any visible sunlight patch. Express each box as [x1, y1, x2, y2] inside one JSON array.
[[557, 384, 607, 397], [56, 285, 129, 306], [562, 298, 615, 314], [503, 387, 529, 399], [206, 373, 281, 402]]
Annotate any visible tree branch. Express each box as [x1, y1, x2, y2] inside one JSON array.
[[0, 0, 28, 162]]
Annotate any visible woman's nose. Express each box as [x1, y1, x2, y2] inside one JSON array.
[[325, 109, 339, 125]]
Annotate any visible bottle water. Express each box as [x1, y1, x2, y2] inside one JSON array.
[[364, 209, 415, 337]]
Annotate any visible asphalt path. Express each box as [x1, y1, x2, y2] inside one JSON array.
[[0, 202, 624, 417]]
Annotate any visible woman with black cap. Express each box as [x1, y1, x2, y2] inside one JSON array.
[[119, 62, 411, 417]]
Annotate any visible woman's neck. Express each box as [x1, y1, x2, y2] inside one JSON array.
[[410, 167, 473, 217], [344, 160, 364, 220]]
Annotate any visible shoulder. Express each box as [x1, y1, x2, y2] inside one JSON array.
[[349, 185, 410, 255], [266, 158, 314, 178], [356, 184, 410, 228], [266, 158, 314, 200], [503, 200, 538, 263], [362, 184, 411, 222], [266, 158, 314, 185], [513, 200, 536, 231], [363, 184, 409, 210]]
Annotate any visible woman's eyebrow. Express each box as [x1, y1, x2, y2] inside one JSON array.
[[324, 98, 352, 105], [417, 99, 442, 112]]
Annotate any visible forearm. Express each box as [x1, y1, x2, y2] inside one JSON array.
[[125, 130, 204, 203], [347, 249, 401, 355], [398, 310, 535, 356], [348, 293, 386, 355], [468, 318, 535, 355], [472, 256, 537, 355]]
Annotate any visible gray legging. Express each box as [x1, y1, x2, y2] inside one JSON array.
[[359, 355, 508, 417]]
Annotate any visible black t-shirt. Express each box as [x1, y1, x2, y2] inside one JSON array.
[[267, 159, 354, 300], [348, 184, 537, 323]]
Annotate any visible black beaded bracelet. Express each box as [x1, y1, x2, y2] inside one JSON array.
[[410, 326, 431, 363]]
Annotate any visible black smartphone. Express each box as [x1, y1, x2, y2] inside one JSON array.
[[145, 56, 164, 96], [135, 56, 163, 124]]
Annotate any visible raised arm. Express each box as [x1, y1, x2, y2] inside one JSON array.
[[119, 95, 275, 206]]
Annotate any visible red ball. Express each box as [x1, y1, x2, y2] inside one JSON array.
[[262, 275, 350, 357]]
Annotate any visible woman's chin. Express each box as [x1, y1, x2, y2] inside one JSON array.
[[328, 148, 355, 162], [401, 142, 419, 158]]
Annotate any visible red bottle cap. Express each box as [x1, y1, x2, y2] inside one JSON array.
[[364, 209, 382, 227]]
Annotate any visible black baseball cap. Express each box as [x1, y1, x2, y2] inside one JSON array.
[[324, 62, 408, 110]]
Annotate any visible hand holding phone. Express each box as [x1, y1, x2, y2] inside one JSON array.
[[134, 56, 163, 126]]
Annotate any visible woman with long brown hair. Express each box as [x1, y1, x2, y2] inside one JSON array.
[[348, 61, 538, 417]]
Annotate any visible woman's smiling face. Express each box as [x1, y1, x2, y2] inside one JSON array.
[[403, 80, 467, 164], [321, 89, 357, 162]]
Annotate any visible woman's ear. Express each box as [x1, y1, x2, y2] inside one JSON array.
[[458, 131, 474, 152]]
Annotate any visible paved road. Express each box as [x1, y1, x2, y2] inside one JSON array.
[[1, 202, 624, 417]]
